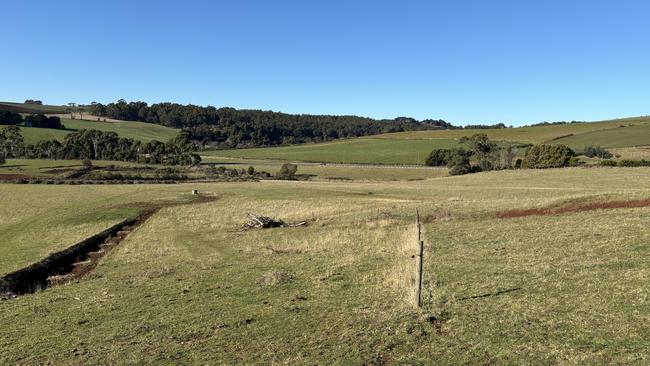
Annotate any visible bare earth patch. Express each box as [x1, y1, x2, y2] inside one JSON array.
[[497, 198, 650, 218]]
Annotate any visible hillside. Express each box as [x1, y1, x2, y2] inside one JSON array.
[[18, 118, 179, 144], [0, 102, 70, 114], [205, 116, 650, 164]]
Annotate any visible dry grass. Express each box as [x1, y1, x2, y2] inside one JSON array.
[[2, 168, 650, 364]]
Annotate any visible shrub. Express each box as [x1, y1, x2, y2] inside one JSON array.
[[599, 160, 618, 167], [618, 159, 650, 167], [523, 144, 575, 169], [82, 159, 93, 168], [247, 166, 255, 175], [583, 146, 613, 159], [0, 155, 5, 166]]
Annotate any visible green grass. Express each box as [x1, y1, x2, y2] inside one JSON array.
[[380, 116, 650, 143], [201, 156, 449, 181], [2, 168, 650, 363], [16, 118, 179, 144], [0, 159, 152, 178], [204, 137, 462, 164], [552, 123, 650, 149], [205, 116, 650, 165]]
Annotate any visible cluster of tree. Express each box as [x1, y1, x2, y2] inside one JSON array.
[[0, 126, 200, 165], [24, 99, 43, 105], [583, 146, 613, 159], [0, 111, 23, 125], [0, 111, 65, 129], [425, 134, 521, 175], [87, 100, 509, 148], [24, 114, 64, 129], [522, 144, 578, 168], [463, 123, 509, 129]]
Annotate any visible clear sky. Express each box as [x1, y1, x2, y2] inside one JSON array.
[[3, 0, 649, 125]]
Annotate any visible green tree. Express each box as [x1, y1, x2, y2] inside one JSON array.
[[523, 144, 575, 168], [446, 148, 472, 176], [0, 126, 25, 158]]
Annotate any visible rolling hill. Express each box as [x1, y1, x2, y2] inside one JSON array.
[[204, 116, 650, 164], [17, 118, 179, 144]]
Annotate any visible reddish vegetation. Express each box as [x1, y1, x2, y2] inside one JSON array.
[[497, 199, 650, 218], [0, 174, 30, 181]]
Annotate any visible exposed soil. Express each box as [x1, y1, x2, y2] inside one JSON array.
[[496, 198, 650, 218], [0, 174, 30, 181], [0, 194, 218, 298]]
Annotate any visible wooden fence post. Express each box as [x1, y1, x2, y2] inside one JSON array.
[[415, 209, 424, 307]]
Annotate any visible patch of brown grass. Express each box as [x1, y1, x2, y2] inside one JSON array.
[[497, 198, 650, 218]]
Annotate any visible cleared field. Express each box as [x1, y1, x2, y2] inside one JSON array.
[[204, 137, 462, 164], [2, 168, 650, 364], [16, 118, 179, 144]]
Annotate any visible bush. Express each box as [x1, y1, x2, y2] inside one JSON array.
[[0, 155, 5, 166], [618, 159, 650, 167], [523, 144, 575, 169], [599, 160, 618, 167], [247, 166, 255, 175], [583, 146, 613, 159], [82, 159, 93, 168]]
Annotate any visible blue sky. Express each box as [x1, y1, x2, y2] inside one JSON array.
[[3, 0, 649, 125]]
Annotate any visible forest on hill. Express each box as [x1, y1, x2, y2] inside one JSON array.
[[87, 100, 505, 148]]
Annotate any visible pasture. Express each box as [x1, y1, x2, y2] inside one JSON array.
[[18, 118, 179, 144], [2, 168, 650, 364], [205, 116, 650, 165]]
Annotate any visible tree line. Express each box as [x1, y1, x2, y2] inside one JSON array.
[[0, 126, 200, 165], [0, 111, 64, 129], [87, 100, 507, 148]]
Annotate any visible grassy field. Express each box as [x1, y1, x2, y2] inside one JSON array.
[[201, 157, 449, 181], [16, 118, 179, 144], [2, 168, 650, 364], [205, 116, 650, 165], [204, 137, 462, 165], [553, 123, 650, 149]]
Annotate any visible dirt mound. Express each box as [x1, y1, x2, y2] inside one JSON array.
[[497, 199, 650, 218]]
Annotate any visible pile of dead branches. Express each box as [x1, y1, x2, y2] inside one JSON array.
[[242, 213, 307, 230]]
